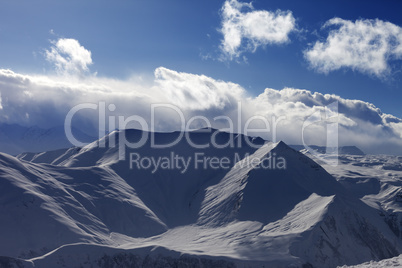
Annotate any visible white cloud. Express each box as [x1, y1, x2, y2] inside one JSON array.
[[305, 18, 402, 77], [252, 88, 402, 151], [154, 67, 244, 110], [0, 67, 401, 154], [220, 0, 296, 60], [45, 38, 93, 76]]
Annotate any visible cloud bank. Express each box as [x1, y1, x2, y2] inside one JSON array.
[[305, 18, 402, 77], [219, 0, 296, 60], [0, 37, 401, 155], [0, 66, 401, 155]]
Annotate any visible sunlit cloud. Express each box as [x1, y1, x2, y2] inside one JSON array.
[[154, 67, 244, 110], [219, 0, 296, 60], [305, 18, 402, 77], [45, 38, 93, 76]]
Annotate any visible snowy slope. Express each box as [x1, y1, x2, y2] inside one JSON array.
[[1, 129, 401, 267], [290, 145, 365, 155], [0, 152, 167, 258], [20, 129, 266, 228], [18, 147, 81, 165], [198, 141, 342, 225], [197, 141, 399, 267], [338, 254, 402, 267], [314, 153, 402, 241]]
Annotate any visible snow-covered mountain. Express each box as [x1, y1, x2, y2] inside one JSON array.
[[339, 254, 402, 267], [1, 129, 401, 267], [290, 145, 365, 155], [0, 123, 96, 155], [315, 153, 402, 248]]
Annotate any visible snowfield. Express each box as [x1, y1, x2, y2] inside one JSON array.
[[0, 129, 402, 267], [338, 254, 402, 267]]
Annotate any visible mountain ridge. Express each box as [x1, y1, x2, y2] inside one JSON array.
[[0, 129, 400, 267], [0, 123, 96, 156]]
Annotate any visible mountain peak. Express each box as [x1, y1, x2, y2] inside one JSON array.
[[273, 140, 291, 151], [191, 127, 219, 132], [4, 129, 401, 267]]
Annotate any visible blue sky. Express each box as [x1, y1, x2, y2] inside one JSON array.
[[0, 0, 402, 154], [1, 0, 402, 116]]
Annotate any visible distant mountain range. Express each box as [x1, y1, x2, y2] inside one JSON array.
[[0, 123, 96, 155], [0, 123, 365, 157], [0, 128, 401, 267]]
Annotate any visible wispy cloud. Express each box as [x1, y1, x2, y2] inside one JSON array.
[[45, 38, 93, 76], [305, 18, 402, 77], [219, 0, 296, 60], [155, 67, 244, 110]]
